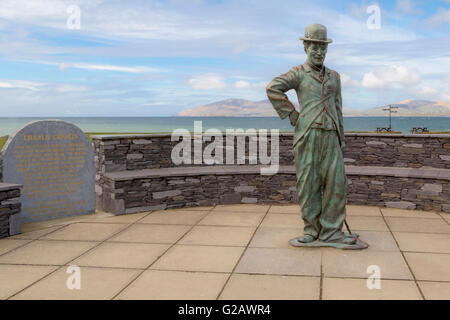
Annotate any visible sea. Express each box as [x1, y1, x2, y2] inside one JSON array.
[[0, 117, 449, 136]]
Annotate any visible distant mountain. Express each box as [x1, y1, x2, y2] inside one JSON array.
[[177, 99, 450, 117]]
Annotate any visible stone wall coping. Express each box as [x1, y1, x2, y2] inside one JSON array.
[[91, 132, 450, 140], [104, 165, 450, 181], [0, 183, 22, 192]]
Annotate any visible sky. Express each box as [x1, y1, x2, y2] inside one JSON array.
[[0, 0, 449, 116]]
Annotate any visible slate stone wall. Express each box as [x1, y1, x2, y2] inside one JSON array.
[[102, 167, 450, 214], [91, 133, 450, 213], [0, 184, 22, 238]]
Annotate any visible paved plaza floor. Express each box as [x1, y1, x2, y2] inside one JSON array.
[[0, 204, 449, 300]]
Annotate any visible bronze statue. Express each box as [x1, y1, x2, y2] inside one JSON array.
[[266, 24, 368, 249]]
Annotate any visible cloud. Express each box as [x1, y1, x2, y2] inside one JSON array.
[[361, 65, 421, 89], [340, 73, 360, 87], [0, 80, 45, 91], [234, 80, 251, 89], [396, 0, 422, 14], [188, 74, 227, 90], [426, 8, 450, 25], [54, 62, 163, 73]]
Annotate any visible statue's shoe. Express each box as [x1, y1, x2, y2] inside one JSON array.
[[296, 234, 317, 243], [326, 235, 357, 245]]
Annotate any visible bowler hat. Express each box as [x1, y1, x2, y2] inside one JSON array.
[[300, 24, 333, 44]]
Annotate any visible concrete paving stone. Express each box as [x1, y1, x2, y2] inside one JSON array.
[[404, 252, 450, 281], [199, 211, 265, 227], [440, 214, 450, 223], [0, 239, 31, 256], [381, 208, 442, 219], [212, 204, 269, 213], [346, 205, 382, 217], [117, 270, 229, 300], [179, 226, 255, 247], [350, 230, 399, 252], [151, 245, 244, 273], [322, 278, 422, 300], [219, 274, 320, 300], [0, 265, 58, 299], [174, 206, 213, 211], [10, 226, 64, 240], [108, 224, 190, 244], [418, 281, 450, 300], [386, 217, 450, 234], [249, 227, 301, 249], [322, 250, 413, 280], [260, 214, 304, 229], [393, 232, 450, 253], [100, 212, 149, 224], [345, 216, 389, 231], [41, 223, 127, 241], [11, 266, 139, 300], [139, 210, 208, 225], [0, 240, 98, 265], [72, 242, 169, 269], [235, 247, 321, 276], [267, 205, 300, 215]]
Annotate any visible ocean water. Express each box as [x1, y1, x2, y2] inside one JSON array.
[[0, 117, 449, 136]]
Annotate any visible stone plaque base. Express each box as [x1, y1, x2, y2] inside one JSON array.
[[289, 234, 369, 250]]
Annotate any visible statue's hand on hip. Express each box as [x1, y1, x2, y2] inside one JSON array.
[[289, 110, 299, 126]]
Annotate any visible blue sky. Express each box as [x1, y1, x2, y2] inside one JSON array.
[[0, 0, 449, 116]]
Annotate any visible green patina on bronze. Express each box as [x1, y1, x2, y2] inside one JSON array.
[[267, 24, 368, 250]]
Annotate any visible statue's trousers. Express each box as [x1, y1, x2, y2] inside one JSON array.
[[294, 128, 348, 241]]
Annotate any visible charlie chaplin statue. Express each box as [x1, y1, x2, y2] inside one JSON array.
[[266, 24, 368, 249]]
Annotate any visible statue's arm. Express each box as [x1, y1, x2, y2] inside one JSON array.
[[335, 73, 345, 150], [266, 67, 300, 126]]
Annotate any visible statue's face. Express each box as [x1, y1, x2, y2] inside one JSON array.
[[304, 42, 327, 67]]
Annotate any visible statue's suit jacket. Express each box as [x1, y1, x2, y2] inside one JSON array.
[[266, 62, 344, 149]]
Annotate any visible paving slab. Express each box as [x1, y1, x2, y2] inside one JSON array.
[[179, 226, 255, 247], [249, 227, 301, 249], [235, 247, 321, 276], [72, 242, 169, 269], [393, 232, 450, 253], [345, 230, 399, 252], [386, 217, 450, 234], [0, 240, 98, 265], [139, 210, 208, 225], [381, 208, 442, 219], [10, 226, 64, 240], [0, 239, 31, 256], [346, 205, 382, 217], [199, 211, 265, 227], [151, 245, 244, 273], [11, 266, 139, 300], [212, 204, 269, 213], [267, 205, 300, 215], [0, 265, 58, 299], [100, 212, 149, 224], [108, 224, 190, 244], [345, 216, 389, 232], [322, 250, 413, 280], [418, 281, 450, 300], [117, 270, 229, 300], [404, 252, 450, 281], [219, 274, 320, 300], [322, 278, 422, 300], [260, 214, 304, 229], [42, 223, 127, 242]]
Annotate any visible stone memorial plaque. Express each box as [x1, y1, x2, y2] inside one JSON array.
[[2, 120, 95, 226]]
